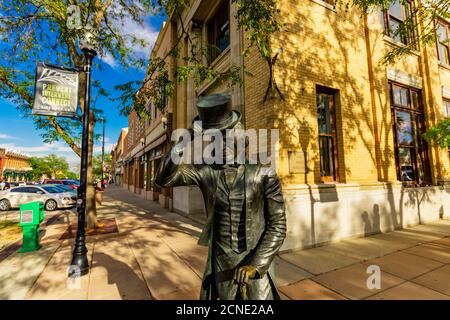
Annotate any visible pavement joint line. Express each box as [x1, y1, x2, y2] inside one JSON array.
[[361, 264, 450, 300], [277, 254, 340, 277], [397, 243, 450, 265], [157, 233, 204, 281], [101, 194, 204, 229], [309, 241, 450, 300], [23, 241, 63, 299], [85, 241, 96, 300], [361, 255, 448, 282], [278, 227, 450, 299], [401, 264, 450, 297], [125, 235, 155, 300], [288, 277, 353, 300]]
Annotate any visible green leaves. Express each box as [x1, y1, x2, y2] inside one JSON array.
[[337, 0, 450, 65], [232, 0, 283, 60], [29, 154, 71, 180], [424, 117, 450, 149]]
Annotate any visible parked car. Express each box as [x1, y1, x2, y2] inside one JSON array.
[[0, 185, 77, 211], [50, 184, 77, 195], [43, 179, 79, 190]]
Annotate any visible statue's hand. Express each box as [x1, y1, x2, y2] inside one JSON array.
[[234, 265, 258, 286]]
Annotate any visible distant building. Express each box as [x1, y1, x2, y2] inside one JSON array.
[[0, 148, 32, 182], [111, 128, 128, 186]]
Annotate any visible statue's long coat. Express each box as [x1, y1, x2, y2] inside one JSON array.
[[156, 153, 286, 300]]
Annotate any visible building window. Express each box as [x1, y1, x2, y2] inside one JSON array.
[[444, 99, 450, 158], [437, 21, 450, 65], [316, 86, 339, 182], [207, 0, 230, 63], [445, 99, 450, 117], [390, 83, 431, 185], [382, 0, 415, 45]]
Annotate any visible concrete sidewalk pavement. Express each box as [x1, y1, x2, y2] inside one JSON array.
[[1, 185, 449, 300]]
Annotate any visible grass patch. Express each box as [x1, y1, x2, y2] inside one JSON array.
[[0, 220, 22, 250], [0, 220, 18, 230]]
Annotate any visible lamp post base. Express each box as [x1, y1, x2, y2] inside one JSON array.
[[69, 253, 90, 277], [69, 233, 89, 277]]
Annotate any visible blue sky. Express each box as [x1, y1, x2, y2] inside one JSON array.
[[0, 12, 165, 171]]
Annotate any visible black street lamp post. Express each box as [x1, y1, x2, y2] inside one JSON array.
[[69, 30, 97, 278]]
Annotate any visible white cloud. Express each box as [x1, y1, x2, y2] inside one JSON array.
[[93, 142, 115, 154], [102, 5, 160, 68], [65, 155, 80, 172], [0, 141, 82, 171], [0, 140, 114, 172], [0, 142, 78, 157], [120, 17, 159, 56], [0, 133, 22, 140], [99, 52, 118, 68]]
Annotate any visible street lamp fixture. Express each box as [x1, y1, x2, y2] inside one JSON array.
[[69, 27, 98, 278], [161, 115, 168, 129]]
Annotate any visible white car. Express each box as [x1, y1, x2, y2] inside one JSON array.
[[0, 185, 76, 211]]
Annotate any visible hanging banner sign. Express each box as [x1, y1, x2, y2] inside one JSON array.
[[32, 62, 79, 118]]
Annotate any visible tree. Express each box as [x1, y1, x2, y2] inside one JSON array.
[[66, 171, 80, 180], [29, 154, 70, 180], [92, 153, 111, 179], [0, 0, 160, 228], [424, 118, 450, 149]]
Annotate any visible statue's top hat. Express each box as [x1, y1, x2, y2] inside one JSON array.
[[192, 93, 241, 131]]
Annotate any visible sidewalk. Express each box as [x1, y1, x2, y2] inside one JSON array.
[[0, 185, 449, 300]]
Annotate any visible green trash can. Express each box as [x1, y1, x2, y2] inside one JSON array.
[[19, 201, 44, 253]]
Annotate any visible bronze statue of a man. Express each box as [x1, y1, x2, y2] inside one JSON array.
[[155, 94, 286, 300]]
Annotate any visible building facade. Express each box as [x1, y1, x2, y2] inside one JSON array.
[[111, 128, 128, 186], [0, 148, 32, 182], [118, 0, 450, 251]]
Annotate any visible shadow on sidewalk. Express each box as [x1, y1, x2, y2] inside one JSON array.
[[99, 188, 203, 240], [91, 252, 152, 300]]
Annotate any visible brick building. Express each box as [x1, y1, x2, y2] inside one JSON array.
[[0, 148, 32, 182], [111, 128, 128, 186], [119, 0, 450, 251]]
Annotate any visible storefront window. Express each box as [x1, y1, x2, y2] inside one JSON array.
[[390, 83, 431, 185]]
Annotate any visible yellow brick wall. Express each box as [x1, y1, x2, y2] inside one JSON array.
[[241, 0, 450, 185], [166, 0, 450, 186], [269, 0, 377, 184]]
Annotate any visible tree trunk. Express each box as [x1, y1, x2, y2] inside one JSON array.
[[86, 111, 98, 229]]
